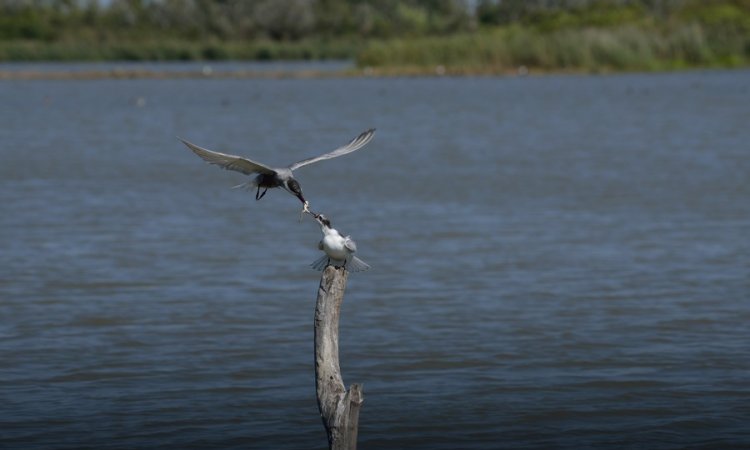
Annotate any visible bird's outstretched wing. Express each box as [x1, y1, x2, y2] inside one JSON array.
[[179, 138, 276, 176], [288, 128, 375, 171], [311, 255, 332, 272], [310, 255, 370, 272], [345, 256, 370, 272]]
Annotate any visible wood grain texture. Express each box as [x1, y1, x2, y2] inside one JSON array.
[[314, 266, 363, 450]]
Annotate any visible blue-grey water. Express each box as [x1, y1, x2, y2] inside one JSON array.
[[1, 67, 749, 449]]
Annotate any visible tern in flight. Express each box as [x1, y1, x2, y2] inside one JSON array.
[[179, 129, 375, 212], [310, 212, 370, 272]]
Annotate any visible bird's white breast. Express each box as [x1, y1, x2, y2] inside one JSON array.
[[321, 230, 349, 260]]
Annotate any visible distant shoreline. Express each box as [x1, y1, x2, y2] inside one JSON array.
[[2, 1, 748, 79], [0, 67, 349, 81], [1, 64, 746, 81]]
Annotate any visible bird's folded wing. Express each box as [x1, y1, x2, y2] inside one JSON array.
[[344, 237, 358, 253], [179, 138, 276, 175], [288, 128, 375, 171]]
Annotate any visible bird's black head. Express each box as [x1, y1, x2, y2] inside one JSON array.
[[316, 214, 332, 228], [285, 179, 306, 204]]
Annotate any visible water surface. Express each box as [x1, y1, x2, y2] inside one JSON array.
[[1, 69, 749, 449]]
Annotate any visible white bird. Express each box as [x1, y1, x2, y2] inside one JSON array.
[[179, 129, 375, 210], [310, 213, 370, 272]]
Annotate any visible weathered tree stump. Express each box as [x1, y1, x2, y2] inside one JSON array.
[[314, 266, 363, 450]]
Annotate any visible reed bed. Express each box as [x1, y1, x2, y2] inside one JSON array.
[[0, 39, 355, 62], [356, 24, 749, 75]]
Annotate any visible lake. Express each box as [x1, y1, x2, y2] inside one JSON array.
[[1, 66, 749, 449]]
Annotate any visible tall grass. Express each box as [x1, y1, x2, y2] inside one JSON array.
[[1, 0, 747, 74], [0, 39, 357, 62], [356, 23, 749, 74]]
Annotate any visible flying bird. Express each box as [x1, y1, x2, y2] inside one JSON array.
[[179, 129, 375, 210], [310, 213, 370, 273]]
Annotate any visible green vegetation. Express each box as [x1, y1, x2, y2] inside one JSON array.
[[0, 0, 748, 74], [358, 0, 750, 74], [0, 38, 357, 62], [357, 24, 747, 75]]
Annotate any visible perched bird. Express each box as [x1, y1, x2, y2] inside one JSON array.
[[310, 213, 370, 272], [179, 129, 375, 210]]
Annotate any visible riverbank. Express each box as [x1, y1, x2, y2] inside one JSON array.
[[0, 60, 355, 80], [2, 28, 746, 79], [0, 39, 357, 63], [1, 61, 748, 81], [1, 1, 747, 76], [356, 24, 749, 75]]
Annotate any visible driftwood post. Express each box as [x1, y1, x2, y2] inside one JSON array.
[[314, 266, 363, 450]]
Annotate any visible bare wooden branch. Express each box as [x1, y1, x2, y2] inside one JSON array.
[[314, 266, 363, 450]]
